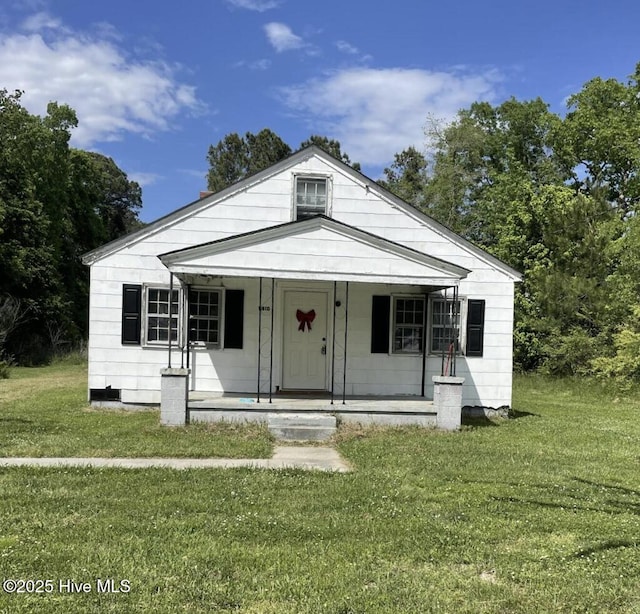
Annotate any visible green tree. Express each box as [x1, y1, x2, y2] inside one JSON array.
[[559, 63, 640, 216], [0, 89, 142, 362], [207, 129, 291, 192], [379, 147, 428, 208], [419, 96, 624, 374], [207, 130, 361, 193], [299, 135, 361, 171]]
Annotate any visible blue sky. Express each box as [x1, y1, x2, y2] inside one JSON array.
[[0, 0, 638, 222]]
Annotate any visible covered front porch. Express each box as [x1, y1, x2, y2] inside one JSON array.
[[157, 216, 469, 430]]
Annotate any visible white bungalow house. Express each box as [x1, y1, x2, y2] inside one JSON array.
[[82, 146, 521, 428]]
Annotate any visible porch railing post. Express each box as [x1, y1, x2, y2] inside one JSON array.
[[342, 281, 349, 405]]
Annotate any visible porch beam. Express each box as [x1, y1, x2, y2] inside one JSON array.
[[165, 266, 462, 288]]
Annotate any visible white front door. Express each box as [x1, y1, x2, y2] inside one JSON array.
[[282, 290, 328, 390]]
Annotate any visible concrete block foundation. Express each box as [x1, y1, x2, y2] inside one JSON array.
[[160, 368, 190, 426], [433, 376, 465, 430]]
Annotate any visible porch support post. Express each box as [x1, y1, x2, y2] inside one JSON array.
[[421, 291, 428, 397], [342, 281, 349, 405], [441, 287, 447, 376], [185, 284, 191, 371], [269, 278, 275, 403], [257, 277, 263, 403], [331, 280, 337, 405], [180, 283, 186, 369], [168, 272, 174, 369], [453, 285, 459, 377]]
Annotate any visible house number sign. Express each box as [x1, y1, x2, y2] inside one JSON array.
[[258, 306, 271, 311]]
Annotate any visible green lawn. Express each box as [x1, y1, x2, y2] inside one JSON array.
[[0, 362, 272, 458], [1, 367, 639, 612]]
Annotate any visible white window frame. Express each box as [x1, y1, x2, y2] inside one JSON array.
[[292, 174, 331, 220], [188, 287, 223, 348], [391, 295, 427, 355], [143, 285, 181, 347], [428, 296, 467, 355]]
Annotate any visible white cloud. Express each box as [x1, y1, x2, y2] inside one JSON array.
[[0, 16, 204, 147], [226, 0, 281, 11], [335, 40, 359, 55], [278, 67, 501, 167], [264, 22, 304, 52], [129, 172, 161, 187], [235, 58, 271, 70], [21, 11, 64, 32]]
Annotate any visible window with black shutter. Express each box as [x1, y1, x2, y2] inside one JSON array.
[[121, 284, 142, 345], [466, 299, 485, 357]]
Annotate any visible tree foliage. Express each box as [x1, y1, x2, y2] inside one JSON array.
[[207, 129, 292, 192], [299, 135, 361, 171], [0, 90, 142, 363], [207, 130, 360, 192], [383, 66, 640, 380]]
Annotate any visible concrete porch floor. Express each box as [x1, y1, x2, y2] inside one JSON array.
[[188, 392, 437, 426]]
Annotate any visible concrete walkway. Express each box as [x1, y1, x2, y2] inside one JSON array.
[[0, 446, 351, 473]]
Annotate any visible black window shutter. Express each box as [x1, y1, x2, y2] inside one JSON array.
[[224, 289, 244, 349], [371, 295, 391, 353], [466, 299, 485, 357], [122, 284, 142, 345]]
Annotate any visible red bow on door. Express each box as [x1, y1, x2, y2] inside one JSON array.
[[296, 309, 316, 331]]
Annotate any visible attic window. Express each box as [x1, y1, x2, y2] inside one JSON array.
[[295, 177, 327, 220]]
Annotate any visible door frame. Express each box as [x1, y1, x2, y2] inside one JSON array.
[[278, 282, 333, 391]]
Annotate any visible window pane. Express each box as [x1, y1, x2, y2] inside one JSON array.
[[394, 326, 422, 352], [296, 178, 327, 219], [146, 287, 180, 344], [430, 299, 461, 353], [393, 297, 424, 353], [188, 289, 220, 345]]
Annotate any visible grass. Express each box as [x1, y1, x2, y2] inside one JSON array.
[[0, 362, 272, 458], [1, 367, 640, 612]]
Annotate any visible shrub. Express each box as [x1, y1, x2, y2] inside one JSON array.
[[591, 307, 640, 389], [0, 354, 14, 379]]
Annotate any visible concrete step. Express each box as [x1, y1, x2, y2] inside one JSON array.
[[268, 413, 337, 441]]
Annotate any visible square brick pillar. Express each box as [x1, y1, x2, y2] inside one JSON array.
[[433, 375, 465, 431], [160, 368, 190, 426]]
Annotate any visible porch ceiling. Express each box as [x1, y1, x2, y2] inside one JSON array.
[[159, 215, 470, 286]]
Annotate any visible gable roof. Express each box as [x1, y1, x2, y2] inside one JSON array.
[[82, 145, 522, 281], [159, 215, 470, 286]]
